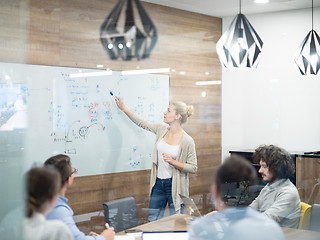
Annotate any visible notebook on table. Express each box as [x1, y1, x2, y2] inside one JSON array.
[[142, 231, 189, 240], [179, 194, 202, 217]]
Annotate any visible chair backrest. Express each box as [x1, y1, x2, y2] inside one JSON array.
[[103, 196, 140, 233], [308, 204, 320, 232], [298, 202, 311, 229]]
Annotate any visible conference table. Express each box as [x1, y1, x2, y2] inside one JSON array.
[[119, 214, 320, 240]]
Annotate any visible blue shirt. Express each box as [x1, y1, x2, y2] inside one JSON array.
[[47, 195, 104, 240], [189, 207, 284, 240]]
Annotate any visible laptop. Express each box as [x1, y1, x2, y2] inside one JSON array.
[[142, 231, 189, 240], [179, 194, 202, 217]]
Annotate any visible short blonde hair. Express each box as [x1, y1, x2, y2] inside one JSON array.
[[172, 101, 194, 124]]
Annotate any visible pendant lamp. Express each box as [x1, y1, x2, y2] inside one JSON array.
[[216, 0, 263, 70], [100, 0, 157, 61], [294, 0, 320, 75]]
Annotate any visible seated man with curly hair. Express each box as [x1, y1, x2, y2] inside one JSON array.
[[250, 145, 301, 228]]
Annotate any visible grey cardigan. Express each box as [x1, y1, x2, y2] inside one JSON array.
[[129, 113, 198, 212]]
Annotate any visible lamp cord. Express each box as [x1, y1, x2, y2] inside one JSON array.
[[239, 0, 242, 14], [312, 0, 314, 30]]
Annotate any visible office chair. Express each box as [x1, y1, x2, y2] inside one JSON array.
[[298, 202, 311, 229], [103, 196, 140, 233], [308, 204, 320, 232]]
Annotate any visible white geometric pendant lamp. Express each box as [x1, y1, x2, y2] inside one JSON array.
[[216, 0, 263, 70], [294, 0, 320, 75]]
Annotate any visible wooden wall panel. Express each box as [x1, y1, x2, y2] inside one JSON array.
[[0, 0, 222, 231], [296, 157, 320, 204], [0, 0, 29, 62]]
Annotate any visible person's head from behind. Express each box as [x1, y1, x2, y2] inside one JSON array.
[[164, 101, 194, 125], [26, 167, 61, 217], [253, 145, 294, 184], [213, 155, 257, 211], [44, 154, 75, 190]]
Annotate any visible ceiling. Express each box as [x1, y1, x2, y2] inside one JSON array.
[[141, 0, 320, 18]]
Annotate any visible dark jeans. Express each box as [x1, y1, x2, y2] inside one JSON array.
[[148, 177, 184, 222]]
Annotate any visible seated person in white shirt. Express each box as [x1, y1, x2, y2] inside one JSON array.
[[25, 167, 73, 240], [189, 155, 284, 240], [250, 144, 301, 228]]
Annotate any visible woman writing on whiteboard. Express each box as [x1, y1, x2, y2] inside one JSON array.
[[115, 97, 197, 222]]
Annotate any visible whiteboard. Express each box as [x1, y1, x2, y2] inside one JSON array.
[[0, 62, 169, 176]]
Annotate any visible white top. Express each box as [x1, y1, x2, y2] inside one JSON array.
[[24, 212, 73, 240], [157, 138, 180, 179]]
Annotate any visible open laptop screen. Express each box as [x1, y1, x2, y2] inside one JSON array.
[[142, 231, 189, 240], [179, 194, 202, 217]]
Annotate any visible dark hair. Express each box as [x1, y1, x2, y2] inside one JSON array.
[[253, 144, 295, 180], [215, 155, 258, 206], [26, 167, 61, 217], [44, 154, 72, 187]]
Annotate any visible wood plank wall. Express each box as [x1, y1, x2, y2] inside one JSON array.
[[296, 157, 320, 205], [0, 0, 222, 231]]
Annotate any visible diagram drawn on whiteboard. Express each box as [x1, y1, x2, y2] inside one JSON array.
[[51, 120, 106, 154]]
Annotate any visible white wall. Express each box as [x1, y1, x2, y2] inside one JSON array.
[[222, 8, 320, 160]]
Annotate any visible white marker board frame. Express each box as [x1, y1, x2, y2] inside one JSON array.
[[0, 62, 169, 176]]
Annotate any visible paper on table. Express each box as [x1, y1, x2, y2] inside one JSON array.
[[115, 235, 138, 240], [125, 232, 142, 237]]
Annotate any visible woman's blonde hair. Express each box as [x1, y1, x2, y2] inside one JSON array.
[[172, 101, 194, 124]]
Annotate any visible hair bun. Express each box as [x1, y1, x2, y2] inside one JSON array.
[[186, 105, 194, 117]]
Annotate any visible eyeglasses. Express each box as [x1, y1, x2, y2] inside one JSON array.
[[71, 168, 78, 176], [63, 168, 78, 183]]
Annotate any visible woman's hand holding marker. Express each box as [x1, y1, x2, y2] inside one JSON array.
[[109, 91, 118, 102]]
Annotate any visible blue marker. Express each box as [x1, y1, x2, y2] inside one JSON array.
[[109, 91, 118, 102]]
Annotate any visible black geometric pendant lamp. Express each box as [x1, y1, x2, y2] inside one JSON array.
[[295, 0, 320, 75], [100, 0, 157, 61], [216, 0, 263, 70]]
